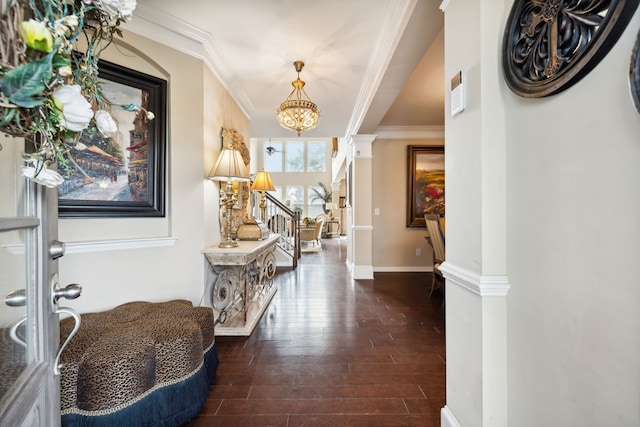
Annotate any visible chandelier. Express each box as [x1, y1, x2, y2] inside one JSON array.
[[276, 61, 320, 136]]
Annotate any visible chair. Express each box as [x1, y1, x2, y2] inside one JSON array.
[[425, 214, 445, 296], [300, 218, 324, 246], [315, 213, 331, 237]]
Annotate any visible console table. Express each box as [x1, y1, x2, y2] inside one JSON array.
[[203, 234, 278, 336]]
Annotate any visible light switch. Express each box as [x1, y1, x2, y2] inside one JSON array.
[[451, 71, 464, 116], [374, 208, 380, 215]]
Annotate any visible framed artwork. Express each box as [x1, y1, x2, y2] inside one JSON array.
[[407, 146, 444, 228], [502, 0, 639, 98], [58, 58, 167, 217]]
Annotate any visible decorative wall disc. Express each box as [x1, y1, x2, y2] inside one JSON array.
[[502, 0, 640, 98], [630, 29, 640, 114]]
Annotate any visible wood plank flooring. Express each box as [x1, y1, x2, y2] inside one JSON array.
[[185, 237, 446, 426]]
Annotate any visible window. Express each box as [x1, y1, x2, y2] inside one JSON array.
[[264, 140, 327, 172], [264, 141, 283, 172], [286, 186, 304, 212], [307, 185, 325, 217], [307, 142, 326, 172], [285, 142, 304, 172]]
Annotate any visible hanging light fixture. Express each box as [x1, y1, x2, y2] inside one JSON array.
[[276, 61, 320, 136], [265, 138, 280, 156]]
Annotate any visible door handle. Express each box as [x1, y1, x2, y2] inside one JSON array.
[[9, 317, 27, 348], [49, 240, 66, 260], [5, 289, 26, 307], [54, 307, 80, 375], [52, 283, 82, 304], [50, 274, 83, 375]]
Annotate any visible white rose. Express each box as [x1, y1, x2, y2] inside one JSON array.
[[95, 0, 137, 21], [146, 111, 155, 121], [58, 65, 72, 76], [22, 164, 65, 188], [53, 85, 93, 132], [95, 110, 117, 136]]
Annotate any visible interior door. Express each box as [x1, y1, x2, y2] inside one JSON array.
[[0, 137, 75, 426]]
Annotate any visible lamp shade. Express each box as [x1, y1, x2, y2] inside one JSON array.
[[251, 170, 275, 192], [209, 146, 250, 182]]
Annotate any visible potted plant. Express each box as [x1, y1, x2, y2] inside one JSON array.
[[310, 182, 332, 214]]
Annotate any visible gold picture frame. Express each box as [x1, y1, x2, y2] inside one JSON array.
[[407, 146, 444, 228]]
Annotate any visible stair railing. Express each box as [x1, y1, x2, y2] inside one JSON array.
[[259, 193, 300, 268]]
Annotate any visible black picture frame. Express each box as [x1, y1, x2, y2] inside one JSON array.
[[407, 146, 444, 228], [58, 58, 167, 217]]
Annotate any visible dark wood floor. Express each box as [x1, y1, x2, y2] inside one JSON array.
[[186, 237, 446, 426]]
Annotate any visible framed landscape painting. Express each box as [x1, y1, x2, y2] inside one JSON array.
[[58, 58, 167, 218], [407, 146, 445, 227]]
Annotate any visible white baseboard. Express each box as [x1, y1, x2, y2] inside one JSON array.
[[352, 265, 374, 280], [441, 405, 462, 427], [374, 266, 432, 273]]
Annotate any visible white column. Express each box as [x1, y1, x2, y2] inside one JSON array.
[[348, 135, 375, 280], [440, 1, 509, 426]]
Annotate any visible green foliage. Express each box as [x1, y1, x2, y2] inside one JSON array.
[[310, 182, 332, 203], [2, 54, 53, 107]]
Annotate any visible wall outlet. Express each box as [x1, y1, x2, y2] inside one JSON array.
[[416, 248, 421, 256]]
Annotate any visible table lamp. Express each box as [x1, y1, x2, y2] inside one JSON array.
[[209, 143, 250, 247], [250, 169, 275, 222]]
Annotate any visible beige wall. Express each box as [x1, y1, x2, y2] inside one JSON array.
[[59, 31, 249, 314], [372, 138, 443, 271]]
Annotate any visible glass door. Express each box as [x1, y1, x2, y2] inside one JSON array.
[[0, 135, 64, 425]]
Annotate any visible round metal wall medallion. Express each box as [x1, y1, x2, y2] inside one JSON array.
[[502, 0, 640, 98], [630, 29, 640, 115]]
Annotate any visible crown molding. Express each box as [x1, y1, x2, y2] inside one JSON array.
[[375, 125, 445, 140], [126, 4, 253, 118]]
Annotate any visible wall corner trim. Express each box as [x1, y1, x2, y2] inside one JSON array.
[[441, 405, 462, 427], [439, 262, 510, 297], [65, 237, 177, 254]]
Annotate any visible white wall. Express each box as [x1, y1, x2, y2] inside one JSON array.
[[444, 1, 640, 426], [58, 31, 249, 314], [503, 8, 640, 427]]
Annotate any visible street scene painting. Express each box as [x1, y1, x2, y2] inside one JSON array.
[[407, 146, 444, 227], [58, 59, 166, 217]]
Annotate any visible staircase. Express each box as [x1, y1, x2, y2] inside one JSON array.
[[256, 192, 300, 268]]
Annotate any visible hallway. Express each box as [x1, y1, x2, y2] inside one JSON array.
[[187, 237, 446, 426]]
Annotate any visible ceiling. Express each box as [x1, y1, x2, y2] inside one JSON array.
[[127, 0, 445, 140]]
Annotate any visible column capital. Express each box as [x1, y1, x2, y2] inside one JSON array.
[[349, 134, 376, 158]]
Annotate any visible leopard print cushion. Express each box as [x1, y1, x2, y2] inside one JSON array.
[[59, 300, 214, 414]]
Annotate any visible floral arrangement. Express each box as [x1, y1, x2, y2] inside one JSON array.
[[302, 216, 316, 226], [0, 0, 150, 187]]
